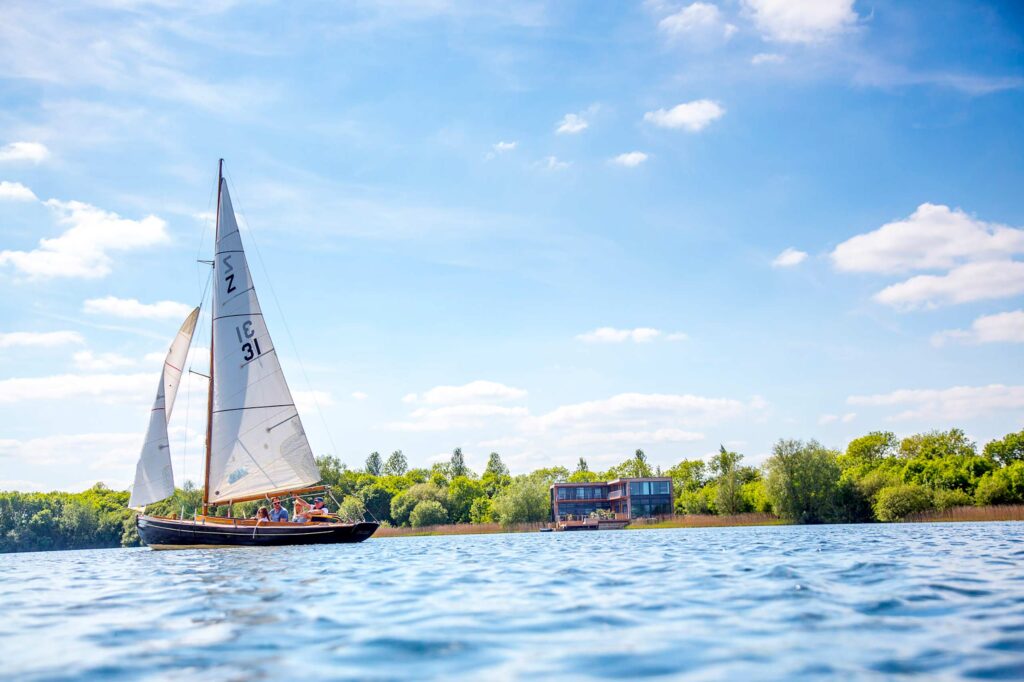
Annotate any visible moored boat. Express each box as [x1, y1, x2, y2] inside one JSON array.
[[129, 160, 378, 549]]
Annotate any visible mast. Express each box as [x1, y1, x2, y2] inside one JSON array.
[[203, 158, 223, 513]]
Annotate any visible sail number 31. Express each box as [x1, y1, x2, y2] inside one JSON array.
[[235, 320, 262, 361]]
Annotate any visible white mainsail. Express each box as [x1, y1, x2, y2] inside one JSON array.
[[129, 307, 201, 508], [207, 179, 320, 504]]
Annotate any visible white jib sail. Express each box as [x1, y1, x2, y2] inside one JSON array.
[[207, 179, 320, 504], [129, 307, 201, 508]]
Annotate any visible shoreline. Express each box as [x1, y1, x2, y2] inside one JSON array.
[[372, 505, 1024, 539]]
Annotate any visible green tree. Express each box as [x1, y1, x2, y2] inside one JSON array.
[[447, 476, 486, 523], [975, 462, 1024, 505], [492, 476, 550, 524], [484, 452, 509, 478], [567, 469, 602, 483], [358, 483, 393, 524], [410, 500, 448, 527], [365, 451, 383, 476], [390, 482, 447, 526], [610, 450, 654, 479], [764, 439, 842, 524], [666, 459, 708, 493], [338, 495, 367, 522], [575, 457, 589, 474], [384, 450, 408, 476], [449, 447, 469, 479], [900, 429, 976, 459], [529, 467, 571, 485], [874, 484, 933, 522], [469, 497, 495, 524], [711, 446, 745, 515], [983, 430, 1024, 467]]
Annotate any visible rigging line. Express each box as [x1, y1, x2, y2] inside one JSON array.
[[222, 170, 342, 460], [183, 267, 214, 488]]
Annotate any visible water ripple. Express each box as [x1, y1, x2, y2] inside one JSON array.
[[2, 522, 1024, 679]]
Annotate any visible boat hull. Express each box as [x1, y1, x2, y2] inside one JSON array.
[[137, 514, 378, 549]]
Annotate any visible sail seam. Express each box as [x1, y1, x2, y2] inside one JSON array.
[[212, 403, 295, 414], [221, 286, 255, 306], [214, 313, 264, 321]]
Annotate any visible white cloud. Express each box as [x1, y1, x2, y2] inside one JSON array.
[[387, 380, 528, 432], [0, 141, 50, 163], [388, 404, 529, 432], [559, 428, 704, 447], [0, 199, 169, 279], [477, 436, 528, 449], [611, 151, 649, 167], [83, 296, 193, 320], [556, 112, 589, 134], [751, 52, 786, 65], [577, 327, 662, 343], [873, 260, 1024, 310], [0, 331, 84, 348], [831, 204, 1024, 274], [0, 372, 154, 403], [818, 412, 856, 425], [658, 2, 737, 40], [72, 350, 137, 371], [540, 155, 570, 170], [0, 432, 141, 468], [848, 384, 1024, 421], [493, 141, 517, 152], [772, 247, 808, 268], [644, 99, 725, 131], [0, 181, 37, 201], [416, 380, 527, 405], [351, 391, 368, 400], [534, 392, 750, 431], [744, 0, 857, 44], [932, 310, 1024, 346], [293, 390, 334, 412], [833, 204, 1024, 311], [666, 332, 689, 341]]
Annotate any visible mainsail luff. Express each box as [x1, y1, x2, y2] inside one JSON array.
[[206, 170, 320, 505], [128, 307, 201, 508]]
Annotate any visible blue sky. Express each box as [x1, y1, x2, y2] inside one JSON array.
[[1, 0, 1022, 491]]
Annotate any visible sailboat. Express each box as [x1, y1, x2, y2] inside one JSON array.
[[132, 160, 378, 549]]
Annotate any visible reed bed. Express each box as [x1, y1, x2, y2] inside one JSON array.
[[903, 505, 1024, 523], [627, 513, 785, 529], [374, 521, 547, 538]]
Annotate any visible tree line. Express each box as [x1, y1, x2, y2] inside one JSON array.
[[1, 428, 1022, 552]]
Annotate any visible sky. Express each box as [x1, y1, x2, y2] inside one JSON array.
[[1, 0, 1023, 492]]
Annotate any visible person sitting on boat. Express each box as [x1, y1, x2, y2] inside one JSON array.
[[254, 507, 270, 523], [309, 497, 330, 516], [269, 497, 289, 522], [293, 497, 312, 523]]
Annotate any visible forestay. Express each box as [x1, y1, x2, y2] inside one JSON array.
[[129, 307, 200, 508], [207, 180, 320, 504]]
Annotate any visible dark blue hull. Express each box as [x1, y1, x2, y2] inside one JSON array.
[[137, 515, 378, 549]]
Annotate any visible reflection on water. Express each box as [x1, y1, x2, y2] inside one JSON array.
[[2, 523, 1024, 679]]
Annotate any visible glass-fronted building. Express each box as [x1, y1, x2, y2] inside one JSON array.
[[550, 478, 674, 522]]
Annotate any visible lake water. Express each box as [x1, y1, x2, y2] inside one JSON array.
[[2, 522, 1024, 680]]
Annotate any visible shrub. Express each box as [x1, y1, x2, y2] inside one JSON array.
[[677, 485, 716, 515], [874, 484, 933, 522], [409, 500, 448, 527], [389, 482, 447, 526], [933, 488, 972, 510]]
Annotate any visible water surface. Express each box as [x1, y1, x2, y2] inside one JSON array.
[[2, 522, 1024, 680]]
